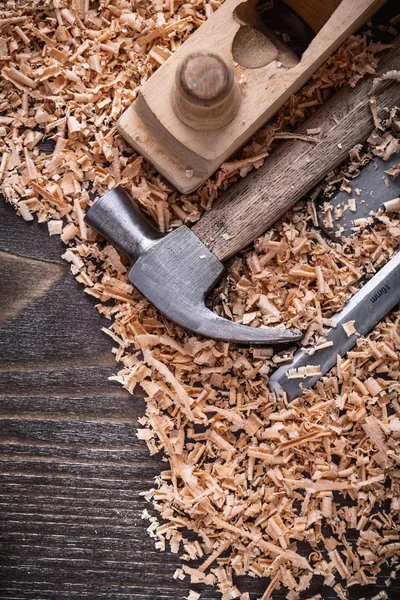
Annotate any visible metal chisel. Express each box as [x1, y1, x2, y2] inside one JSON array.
[[269, 155, 400, 401], [269, 251, 400, 401]]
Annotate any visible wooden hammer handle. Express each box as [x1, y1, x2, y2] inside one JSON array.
[[192, 39, 400, 262]]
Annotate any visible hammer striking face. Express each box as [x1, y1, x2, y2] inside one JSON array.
[[85, 187, 302, 345]]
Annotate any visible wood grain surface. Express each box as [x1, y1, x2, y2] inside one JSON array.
[[1, 198, 400, 599]]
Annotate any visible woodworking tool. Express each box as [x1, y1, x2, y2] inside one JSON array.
[[85, 187, 301, 345], [269, 155, 400, 400], [117, 0, 384, 192], [85, 39, 400, 346]]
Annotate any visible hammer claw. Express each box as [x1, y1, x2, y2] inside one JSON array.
[[176, 305, 303, 345]]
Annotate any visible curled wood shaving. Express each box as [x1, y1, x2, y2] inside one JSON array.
[[342, 320, 357, 337]]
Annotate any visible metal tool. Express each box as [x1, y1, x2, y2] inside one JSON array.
[[269, 156, 400, 400]]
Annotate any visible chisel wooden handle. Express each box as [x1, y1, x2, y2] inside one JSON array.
[[192, 38, 400, 262]]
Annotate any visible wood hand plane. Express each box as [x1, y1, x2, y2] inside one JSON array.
[[117, 0, 384, 193]]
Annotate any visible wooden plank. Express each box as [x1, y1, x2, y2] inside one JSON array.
[[0, 395, 144, 416], [0, 201, 116, 370], [0, 368, 133, 397]]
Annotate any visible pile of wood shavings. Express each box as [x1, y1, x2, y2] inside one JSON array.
[[1, 2, 400, 599]]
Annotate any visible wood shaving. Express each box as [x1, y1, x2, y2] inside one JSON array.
[[384, 197, 400, 212], [1, 2, 400, 600], [342, 320, 357, 337], [287, 366, 323, 379], [386, 162, 400, 179]]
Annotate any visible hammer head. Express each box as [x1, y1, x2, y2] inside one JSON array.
[[85, 187, 302, 345]]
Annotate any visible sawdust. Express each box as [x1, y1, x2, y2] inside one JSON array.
[[1, 2, 400, 600]]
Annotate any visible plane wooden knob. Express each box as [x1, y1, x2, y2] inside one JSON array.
[[173, 51, 241, 131]]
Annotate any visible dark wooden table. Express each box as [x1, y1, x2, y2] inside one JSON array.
[[0, 199, 398, 600]]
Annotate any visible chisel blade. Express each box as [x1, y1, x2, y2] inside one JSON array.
[[317, 153, 400, 241], [269, 251, 400, 401], [269, 155, 400, 401]]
